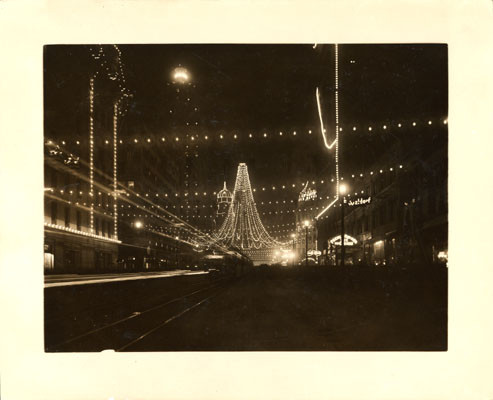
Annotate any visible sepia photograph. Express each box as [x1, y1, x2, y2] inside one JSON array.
[[43, 43, 448, 352]]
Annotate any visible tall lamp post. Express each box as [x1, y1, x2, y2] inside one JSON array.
[[304, 220, 310, 267], [291, 233, 296, 267], [339, 184, 347, 267]]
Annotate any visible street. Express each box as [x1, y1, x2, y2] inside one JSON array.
[[45, 266, 447, 352]]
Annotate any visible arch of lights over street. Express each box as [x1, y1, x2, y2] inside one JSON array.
[[213, 163, 287, 264]]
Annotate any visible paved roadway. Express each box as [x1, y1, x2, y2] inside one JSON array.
[[45, 266, 447, 352]]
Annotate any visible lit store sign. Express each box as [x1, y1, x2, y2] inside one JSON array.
[[348, 196, 371, 206], [329, 234, 358, 246], [299, 181, 317, 202]]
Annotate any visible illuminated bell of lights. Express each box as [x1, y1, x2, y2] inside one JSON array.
[[213, 163, 283, 251]]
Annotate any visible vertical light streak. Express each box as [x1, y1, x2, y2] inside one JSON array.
[[316, 87, 337, 149], [113, 102, 118, 239], [315, 43, 340, 220], [335, 43, 340, 199], [89, 76, 95, 233]]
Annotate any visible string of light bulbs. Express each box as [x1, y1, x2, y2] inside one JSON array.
[[53, 117, 447, 148]]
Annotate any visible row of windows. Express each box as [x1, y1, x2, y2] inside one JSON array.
[[49, 201, 113, 237]]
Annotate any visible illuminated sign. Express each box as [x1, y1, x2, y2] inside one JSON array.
[[329, 234, 358, 246], [348, 196, 371, 206], [299, 181, 318, 202]]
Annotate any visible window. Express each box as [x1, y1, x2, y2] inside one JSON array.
[[64, 206, 70, 228], [101, 219, 105, 237], [380, 206, 386, 225], [76, 211, 81, 231], [51, 169, 57, 189], [389, 201, 395, 222], [428, 191, 436, 215], [51, 202, 57, 225], [95, 218, 99, 235]]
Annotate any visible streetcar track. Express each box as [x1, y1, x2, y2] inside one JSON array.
[[44, 275, 223, 325], [46, 278, 229, 351], [117, 291, 222, 351]]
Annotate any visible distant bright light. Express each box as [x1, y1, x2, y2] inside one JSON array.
[[134, 221, 143, 229], [172, 67, 190, 83], [339, 183, 348, 195], [304, 220, 310, 227]]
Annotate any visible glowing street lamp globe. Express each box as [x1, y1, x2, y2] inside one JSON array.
[[134, 220, 143, 229], [172, 67, 190, 84], [303, 220, 310, 228], [339, 183, 348, 196]]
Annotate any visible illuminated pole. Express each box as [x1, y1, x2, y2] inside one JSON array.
[[341, 197, 345, 267], [304, 220, 310, 267], [340, 184, 347, 267], [88, 76, 95, 233], [112, 103, 118, 239], [291, 233, 296, 267]]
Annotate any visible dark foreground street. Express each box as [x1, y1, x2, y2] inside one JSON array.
[[45, 266, 447, 352]]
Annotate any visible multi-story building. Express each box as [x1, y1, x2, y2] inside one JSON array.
[[43, 141, 120, 272], [316, 122, 448, 266]]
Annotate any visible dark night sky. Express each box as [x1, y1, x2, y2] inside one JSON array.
[[44, 44, 448, 201]]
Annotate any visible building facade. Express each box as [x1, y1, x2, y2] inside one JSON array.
[[317, 128, 448, 266]]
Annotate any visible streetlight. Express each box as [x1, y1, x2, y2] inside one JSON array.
[[339, 183, 348, 267], [134, 220, 143, 229], [291, 233, 296, 267], [172, 66, 190, 84], [304, 220, 310, 267]]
